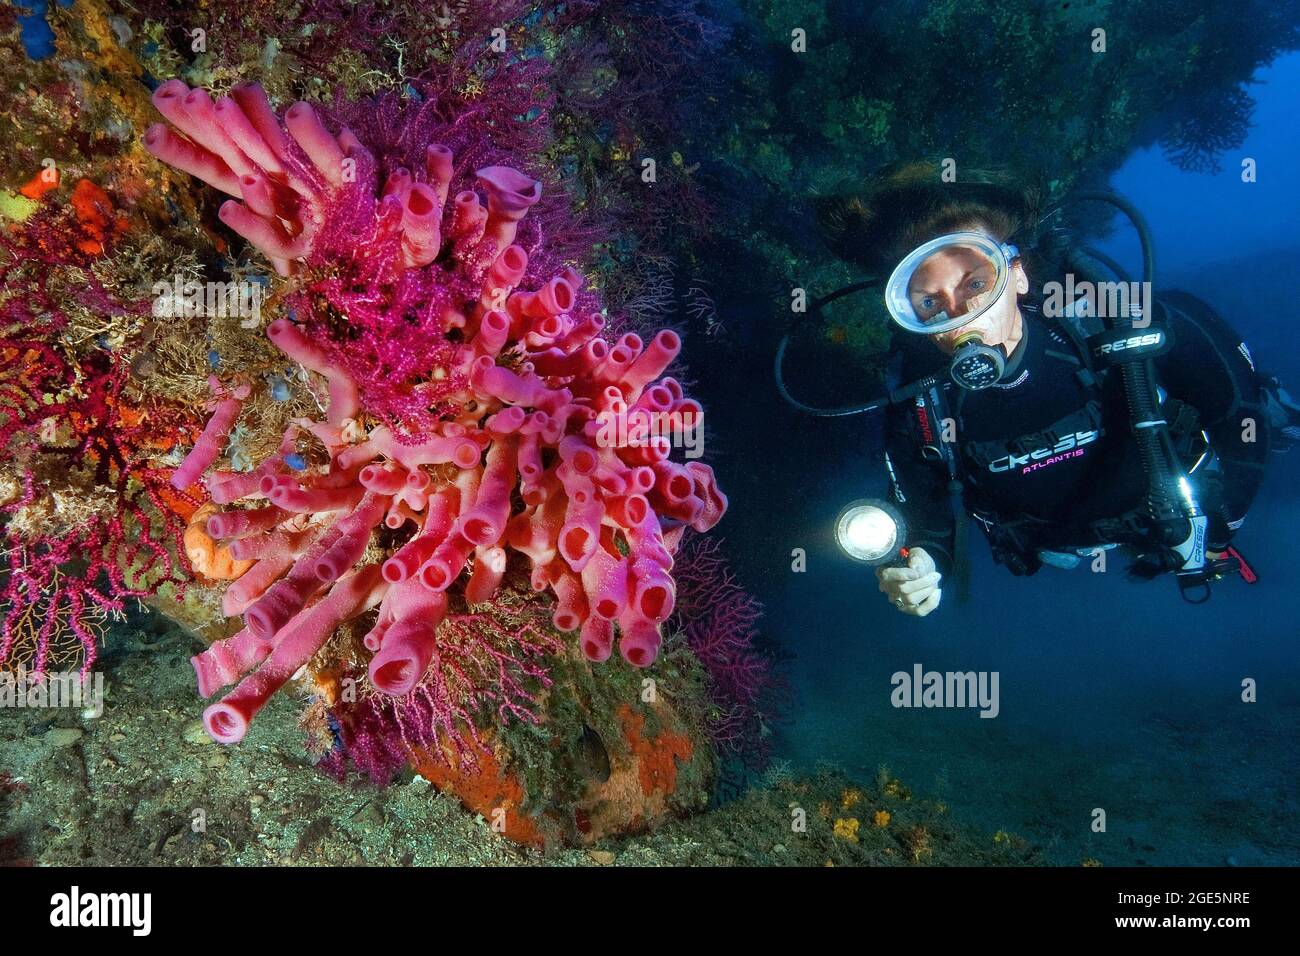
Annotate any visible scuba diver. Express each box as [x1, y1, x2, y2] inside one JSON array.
[[776, 162, 1300, 615]]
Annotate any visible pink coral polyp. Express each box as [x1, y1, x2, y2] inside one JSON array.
[[145, 82, 727, 745]]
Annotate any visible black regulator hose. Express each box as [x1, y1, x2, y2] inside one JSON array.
[[773, 334, 886, 417]]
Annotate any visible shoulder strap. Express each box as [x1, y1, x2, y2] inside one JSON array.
[[1041, 312, 1101, 390]]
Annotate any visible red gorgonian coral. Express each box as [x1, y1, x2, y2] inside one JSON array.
[[0, 199, 194, 679]]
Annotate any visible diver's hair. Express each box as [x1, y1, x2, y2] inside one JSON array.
[[816, 160, 1044, 274]]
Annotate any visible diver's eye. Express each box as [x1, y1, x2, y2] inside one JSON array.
[[967, 278, 988, 292]]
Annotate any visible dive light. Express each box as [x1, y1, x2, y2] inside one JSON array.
[[835, 499, 909, 565]]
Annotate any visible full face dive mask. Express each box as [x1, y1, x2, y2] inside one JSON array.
[[884, 231, 1020, 390]]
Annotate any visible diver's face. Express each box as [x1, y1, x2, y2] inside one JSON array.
[[907, 246, 1029, 354]]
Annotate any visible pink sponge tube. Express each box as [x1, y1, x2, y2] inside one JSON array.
[[228, 526, 315, 562], [486, 405, 527, 436], [459, 435, 517, 547], [450, 190, 488, 245], [580, 615, 614, 663], [628, 466, 656, 495], [506, 493, 564, 568], [242, 523, 346, 640], [337, 125, 366, 159], [525, 312, 571, 349], [401, 183, 443, 268], [215, 94, 285, 175], [605, 493, 650, 530], [622, 509, 674, 573], [476, 165, 542, 249], [419, 528, 476, 591], [614, 432, 671, 467], [617, 606, 663, 667], [622, 330, 682, 398], [518, 430, 544, 479], [558, 474, 602, 571], [284, 101, 347, 186], [367, 590, 448, 696], [364, 575, 440, 651], [383, 167, 412, 199], [558, 436, 600, 476], [358, 462, 408, 495], [471, 356, 546, 407], [171, 394, 244, 490], [267, 318, 360, 424], [230, 82, 294, 167], [474, 309, 513, 358], [646, 462, 703, 525], [341, 426, 480, 472], [205, 564, 386, 743], [383, 486, 459, 582], [631, 384, 676, 418], [631, 560, 676, 622], [516, 276, 576, 320], [266, 479, 363, 514], [465, 546, 508, 604], [152, 81, 252, 179], [551, 569, 588, 632], [593, 340, 638, 386], [180, 86, 256, 176], [218, 200, 312, 261], [207, 505, 284, 540], [385, 498, 421, 530], [313, 493, 388, 583], [685, 461, 728, 532], [191, 627, 272, 698], [581, 542, 630, 620], [150, 81, 207, 142], [222, 553, 295, 617], [415, 471, 480, 590], [559, 313, 605, 351], [143, 123, 242, 197], [528, 338, 609, 377], [479, 245, 529, 313], [426, 144, 454, 205], [237, 171, 284, 221], [209, 455, 285, 503]]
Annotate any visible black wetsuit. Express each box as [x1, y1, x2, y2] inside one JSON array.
[[883, 290, 1269, 577]]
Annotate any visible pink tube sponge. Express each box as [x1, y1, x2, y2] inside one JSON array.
[[152, 79, 729, 744], [171, 393, 244, 490], [204, 564, 385, 743], [476, 165, 542, 249], [368, 592, 448, 696]]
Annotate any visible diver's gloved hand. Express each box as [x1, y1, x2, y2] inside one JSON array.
[[877, 547, 942, 617]]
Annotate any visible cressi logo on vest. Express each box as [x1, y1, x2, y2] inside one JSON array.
[[1092, 330, 1164, 358], [989, 429, 1101, 473]]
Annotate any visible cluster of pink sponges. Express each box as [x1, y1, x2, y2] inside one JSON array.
[[148, 81, 727, 745]]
